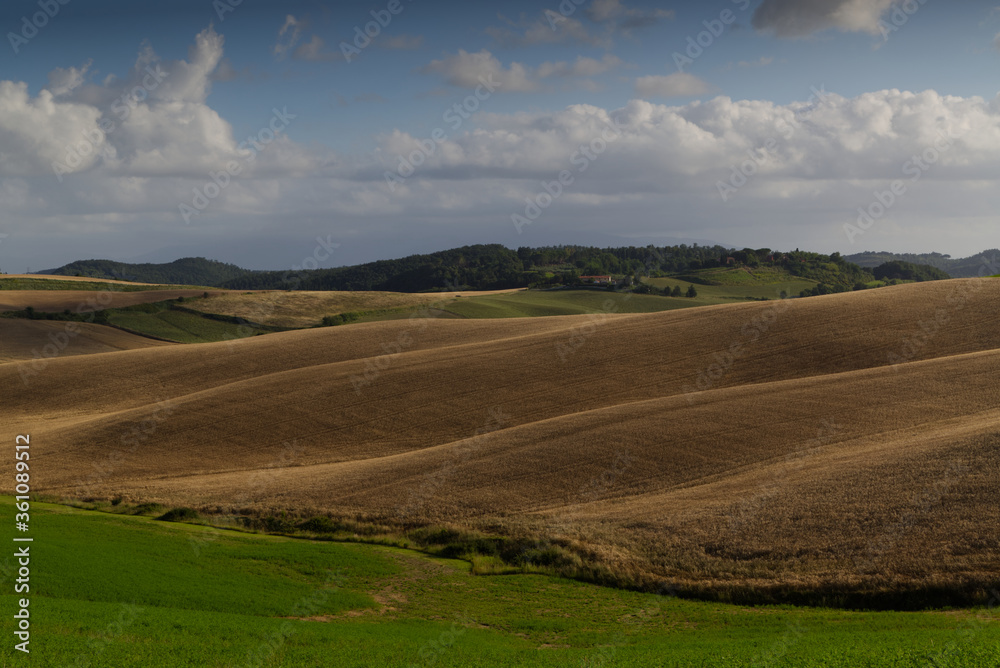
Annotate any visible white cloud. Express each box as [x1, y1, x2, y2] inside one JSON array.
[[635, 73, 711, 98], [0, 26, 323, 187], [158, 27, 226, 103], [45, 62, 92, 97], [537, 54, 624, 78], [5, 25, 1000, 265], [421, 50, 539, 92], [365, 90, 1000, 203], [0, 82, 103, 176], [753, 0, 895, 37], [273, 15, 302, 59], [422, 51, 624, 93]]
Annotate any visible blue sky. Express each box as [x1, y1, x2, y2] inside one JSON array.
[[2, 0, 999, 270]]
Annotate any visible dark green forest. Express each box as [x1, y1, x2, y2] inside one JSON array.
[[846, 250, 999, 278], [46, 257, 250, 286], [872, 260, 951, 282], [36, 244, 963, 296]]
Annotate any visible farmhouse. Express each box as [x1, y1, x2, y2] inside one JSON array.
[[580, 275, 613, 285]]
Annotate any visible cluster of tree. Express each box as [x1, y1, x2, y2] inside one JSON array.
[[321, 312, 362, 326], [515, 244, 732, 277], [873, 260, 951, 282], [631, 283, 697, 298], [11, 305, 110, 324], [46, 257, 251, 286], [847, 250, 992, 278], [774, 250, 872, 288], [221, 245, 527, 292], [798, 259, 948, 297]]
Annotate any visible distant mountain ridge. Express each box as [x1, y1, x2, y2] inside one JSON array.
[[42, 257, 253, 286], [38, 244, 967, 292], [846, 250, 1000, 278]]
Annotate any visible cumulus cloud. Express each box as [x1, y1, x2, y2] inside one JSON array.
[[157, 27, 226, 103], [0, 82, 104, 176], [753, 0, 896, 37], [45, 62, 92, 97], [368, 89, 1000, 205], [5, 24, 1000, 263], [635, 73, 711, 98], [0, 27, 323, 189]]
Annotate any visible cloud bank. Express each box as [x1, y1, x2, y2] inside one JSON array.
[[2, 26, 999, 263]]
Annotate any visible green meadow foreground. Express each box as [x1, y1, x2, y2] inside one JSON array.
[[2, 500, 998, 667]]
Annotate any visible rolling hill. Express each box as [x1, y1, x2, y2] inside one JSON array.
[[41, 257, 252, 286], [0, 319, 172, 363], [33, 243, 891, 295], [3, 278, 1000, 604], [0, 288, 228, 313], [847, 249, 1000, 278]]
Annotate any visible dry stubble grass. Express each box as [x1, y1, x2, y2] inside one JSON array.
[[3, 279, 1000, 602], [183, 288, 524, 327]]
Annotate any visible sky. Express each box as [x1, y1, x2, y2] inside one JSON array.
[[1, 0, 999, 271]]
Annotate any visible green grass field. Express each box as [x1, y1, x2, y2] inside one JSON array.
[[675, 266, 798, 287], [3, 500, 998, 667], [106, 308, 249, 344], [439, 289, 694, 319], [644, 274, 818, 304]]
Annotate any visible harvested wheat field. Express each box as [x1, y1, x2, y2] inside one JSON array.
[[184, 288, 525, 327], [0, 289, 235, 313], [3, 273, 165, 285], [4, 278, 1000, 604], [0, 318, 173, 363]]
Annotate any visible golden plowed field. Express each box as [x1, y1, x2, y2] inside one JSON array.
[[0, 319, 172, 363], [3, 273, 164, 284], [3, 278, 998, 598], [0, 289, 234, 313]]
